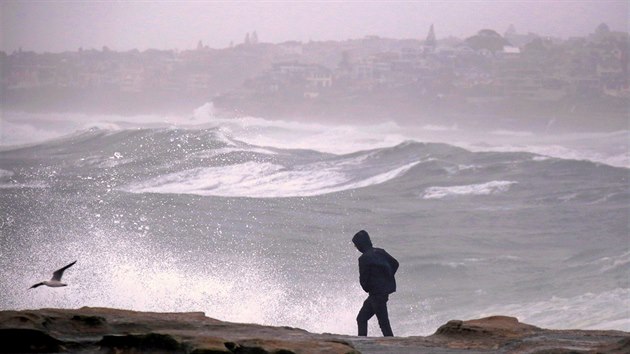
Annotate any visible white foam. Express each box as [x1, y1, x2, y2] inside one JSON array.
[[464, 131, 630, 168], [192, 147, 277, 159], [344, 161, 419, 191], [218, 121, 408, 155], [0, 182, 48, 189], [581, 250, 630, 273], [477, 288, 630, 332], [478, 144, 625, 166], [4, 227, 363, 335], [123, 160, 419, 198], [444, 164, 479, 175], [0, 109, 217, 148], [532, 156, 551, 161], [2, 107, 627, 168], [0, 117, 64, 147], [75, 155, 133, 169], [422, 181, 517, 199], [191, 102, 217, 121], [211, 129, 238, 147], [431, 255, 522, 269]]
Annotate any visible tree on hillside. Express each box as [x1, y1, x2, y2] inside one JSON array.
[[465, 29, 511, 53]]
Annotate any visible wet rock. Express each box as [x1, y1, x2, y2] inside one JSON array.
[[598, 337, 630, 353], [71, 314, 107, 327], [0, 308, 627, 353], [0, 328, 63, 353], [98, 332, 185, 352], [435, 316, 539, 338]]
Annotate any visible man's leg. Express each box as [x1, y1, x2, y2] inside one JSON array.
[[372, 294, 393, 337], [356, 297, 375, 336]]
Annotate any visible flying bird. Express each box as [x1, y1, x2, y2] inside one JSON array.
[[29, 261, 77, 289]]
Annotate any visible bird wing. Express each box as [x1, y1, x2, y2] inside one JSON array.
[[30, 282, 44, 289], [51, 260, 76, 281]]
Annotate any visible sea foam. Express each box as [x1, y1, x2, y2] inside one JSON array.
[[422, 181, 517, 199], [2, 107, 628, 168], [477, 288, 630, 332], [123, 160, 419, 198]]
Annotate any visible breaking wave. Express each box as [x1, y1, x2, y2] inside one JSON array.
[[477, 288, 630, 332], [3, 108, 628, 168], [123, 160, 420, 198], [1, 107, 628, 335], [422, 181, 518, 199]]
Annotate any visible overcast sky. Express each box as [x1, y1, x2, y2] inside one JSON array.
[[1, 1, 628, 53]]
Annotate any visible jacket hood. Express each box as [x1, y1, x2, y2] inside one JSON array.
[[352, 230, 373, 253]]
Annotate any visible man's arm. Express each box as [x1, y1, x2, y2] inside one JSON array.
[[384, 250, 399, 274], [358, 257, 370, 293]]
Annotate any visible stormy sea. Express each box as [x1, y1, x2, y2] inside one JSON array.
[[1, 105, 628, 336]]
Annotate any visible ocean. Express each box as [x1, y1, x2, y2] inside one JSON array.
[[0, 105, 628, 336]]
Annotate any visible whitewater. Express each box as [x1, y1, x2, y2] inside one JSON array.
[[0, 105, 628, 336]]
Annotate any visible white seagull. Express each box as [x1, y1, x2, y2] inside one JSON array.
[[29, 261, 77, 289]]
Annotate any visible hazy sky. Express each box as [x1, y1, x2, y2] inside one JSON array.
[[1, 1, 628, 53]]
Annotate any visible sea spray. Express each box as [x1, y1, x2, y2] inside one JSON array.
[[1, 114, 628, 337]]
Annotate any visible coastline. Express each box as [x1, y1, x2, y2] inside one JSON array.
[[2, 87, 629, 134], [1, 307, 628, 353]]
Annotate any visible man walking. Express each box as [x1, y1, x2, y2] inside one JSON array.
[[352, 230, 399, 337]]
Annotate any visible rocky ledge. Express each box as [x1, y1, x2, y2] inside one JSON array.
[[0, 308, 628, 353]]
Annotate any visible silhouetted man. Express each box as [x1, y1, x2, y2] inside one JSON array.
[[352, 230, 399, 337]]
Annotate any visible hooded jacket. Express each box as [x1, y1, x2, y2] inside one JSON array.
[[352, 230, 399, 295]]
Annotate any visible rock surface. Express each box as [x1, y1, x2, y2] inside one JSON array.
[[0, 308, 628, 353]]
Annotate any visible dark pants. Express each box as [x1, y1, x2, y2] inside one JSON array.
[[356, 294, 393, 337]]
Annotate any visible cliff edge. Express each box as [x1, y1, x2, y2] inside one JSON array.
[[0, 307, 628, 353]]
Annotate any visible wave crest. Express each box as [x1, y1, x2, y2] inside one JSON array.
[[422, 181, 517, 199], [123, 160, 419, 198]]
